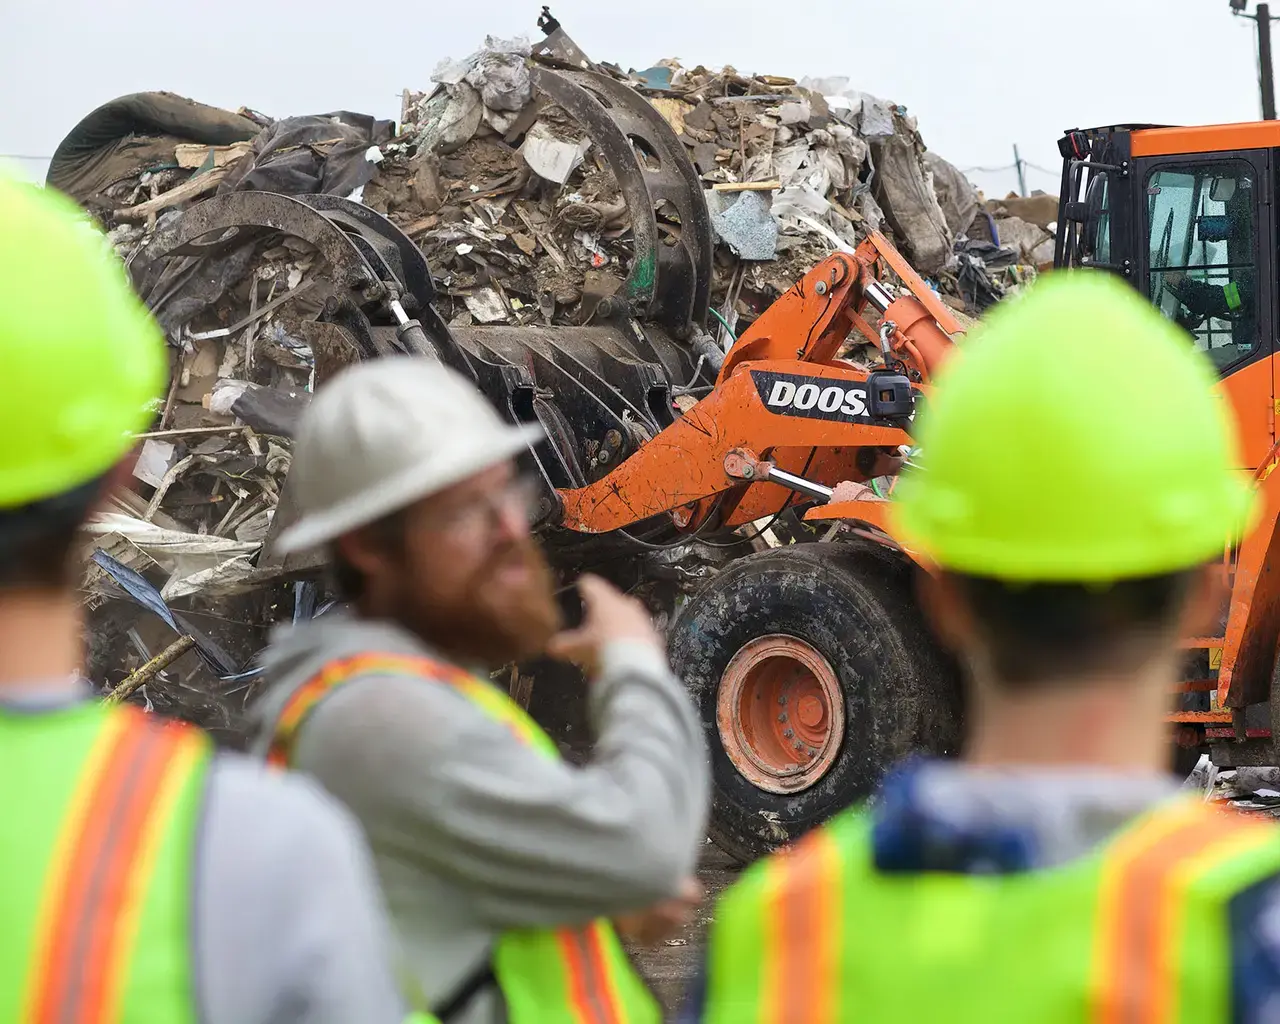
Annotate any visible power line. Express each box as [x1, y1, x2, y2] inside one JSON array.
[[959, 160, 1059, 179], [0, 154, 52, 161]]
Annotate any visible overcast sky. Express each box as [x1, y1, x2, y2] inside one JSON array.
[[2, 0, 1271, 198]]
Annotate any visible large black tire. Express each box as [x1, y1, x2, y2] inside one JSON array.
[[668, 541, 964, 864]]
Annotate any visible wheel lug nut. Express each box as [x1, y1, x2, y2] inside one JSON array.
[[777, 713, 788, 723], [783, 728, 794, 739]]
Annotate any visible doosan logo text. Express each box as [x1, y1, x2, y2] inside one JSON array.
[[766, 380, 867, 417]]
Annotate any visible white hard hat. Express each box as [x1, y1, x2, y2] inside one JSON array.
[[274, 356, 544, 553]]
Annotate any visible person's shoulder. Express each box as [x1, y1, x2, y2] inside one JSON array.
[[191, 753, 406, 1024], [202, 750, 369, 861]]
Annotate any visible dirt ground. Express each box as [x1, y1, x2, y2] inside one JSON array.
[[626, 842, 742, 1019]]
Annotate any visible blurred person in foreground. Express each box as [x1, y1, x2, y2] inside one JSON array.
[[251, 357, 709, 1024], [0, 175, 404, 1022], [687, 271, 1280, 1023]]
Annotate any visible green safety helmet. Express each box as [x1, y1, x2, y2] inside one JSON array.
[[0, 174, 166, 509], [892, 270, 1257, 581]]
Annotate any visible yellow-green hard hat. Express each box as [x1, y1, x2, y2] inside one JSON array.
[[0, 175, 166, 509], [892, 270, 1257, 581]]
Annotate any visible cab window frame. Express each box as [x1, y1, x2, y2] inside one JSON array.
[[1134, 149, 1271, 376]]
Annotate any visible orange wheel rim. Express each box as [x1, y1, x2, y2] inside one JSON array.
[[716, 634, 845, 794]]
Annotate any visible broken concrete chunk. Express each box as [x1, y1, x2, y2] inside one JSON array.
[[709, 190, 778, 260], [464, 286, 510, 323], [416, 83, 483, 155]]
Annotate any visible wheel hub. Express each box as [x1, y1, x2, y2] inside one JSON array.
[[716, 634, 846, 794]]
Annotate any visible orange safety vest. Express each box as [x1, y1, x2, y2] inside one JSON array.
[[0, 702, 210, 1024], [702, 796, 1280, 1024], [267, 652, 661, 1024]]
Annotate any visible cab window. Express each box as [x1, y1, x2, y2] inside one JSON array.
[[1085, 173, 1110, 266], [1146, 161, 1258, 370]]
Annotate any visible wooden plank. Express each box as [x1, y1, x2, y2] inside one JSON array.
[[174, 141, 252, 170], [116, 164, 232, 222], [711, 180, 781, 192]]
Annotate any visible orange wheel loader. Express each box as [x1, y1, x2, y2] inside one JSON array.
[[1056, 123, 1280, 781]]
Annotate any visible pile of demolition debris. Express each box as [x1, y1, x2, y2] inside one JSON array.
[[50, 15, 1055, 738], [52, 25, 1053, 333], [1186, 758, 1280, 819], [379, 37, 1047, 331]]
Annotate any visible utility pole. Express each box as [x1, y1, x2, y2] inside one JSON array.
[[1013, 144, 1027, 197], [1232, 0, 1277, 119], [1260, 3, 1276, 119]]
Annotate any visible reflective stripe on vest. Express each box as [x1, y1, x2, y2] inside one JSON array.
[[17, 706, 208, 1024], [269, 653, 660, 1024], [268, 653, 552, 766], [703, 798, 1280, 1024], [1091, 798, 1278, 1024]]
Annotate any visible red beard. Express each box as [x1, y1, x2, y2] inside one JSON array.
[[397, 537, 564, 669]]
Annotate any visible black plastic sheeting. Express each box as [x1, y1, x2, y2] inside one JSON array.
[[48, 92, 393, 218], [47, 92, 260, 203], [218, 111, 394, 198], [90, 549, 242, 678]]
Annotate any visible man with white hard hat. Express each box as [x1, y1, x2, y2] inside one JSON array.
[[251, 356, 709, 1024]]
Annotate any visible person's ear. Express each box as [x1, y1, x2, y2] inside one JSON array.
[[917, 569, 977, 656], [1177, 562, 1229, 639], [334, 528, 389, 579], [92, 452, 140, 514]]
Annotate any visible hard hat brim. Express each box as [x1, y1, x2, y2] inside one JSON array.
[[272, 420, 545, 555]]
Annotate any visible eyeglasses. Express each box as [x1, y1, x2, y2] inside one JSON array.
[[419, 475, 542, 543]]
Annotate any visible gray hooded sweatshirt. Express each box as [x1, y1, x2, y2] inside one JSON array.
[[250, 612, 709, 1024]]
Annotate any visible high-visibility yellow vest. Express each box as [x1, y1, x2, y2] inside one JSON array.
[[701, 796, 1280, 1024], [269, 653, 662, 1024], [0, 701, 210, 1024]]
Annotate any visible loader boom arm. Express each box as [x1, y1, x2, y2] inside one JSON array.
[[557, 232, 963, 535]]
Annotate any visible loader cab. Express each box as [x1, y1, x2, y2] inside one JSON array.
[[1056, 124, 1278, 468]]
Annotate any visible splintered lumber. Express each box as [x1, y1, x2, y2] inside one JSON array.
[[105, 635, 196, 704]]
